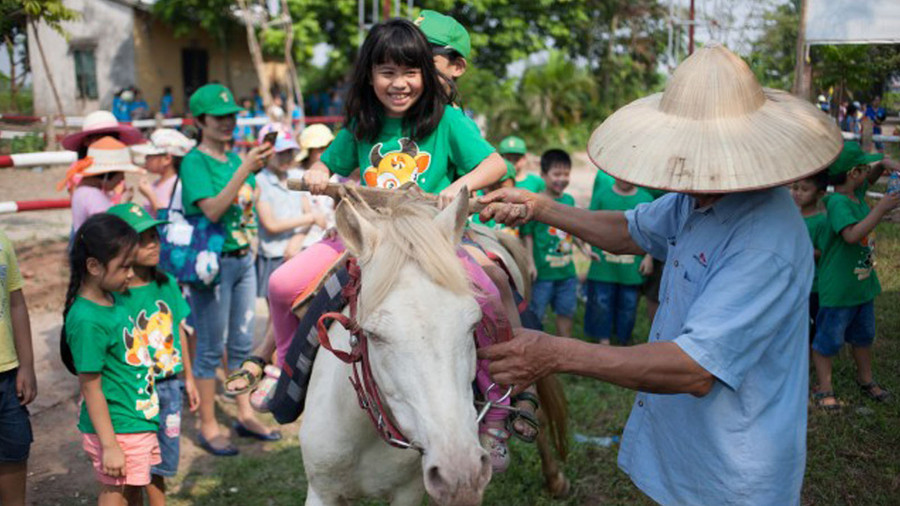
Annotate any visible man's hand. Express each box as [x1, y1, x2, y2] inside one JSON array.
[[477, 188, 547, 227], [477, 328, 561, 393], [16, 365, 37, 406]]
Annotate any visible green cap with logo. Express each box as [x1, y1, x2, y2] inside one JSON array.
[[415, 10, 471, 59], [827, 140, 884, 176], [189, 83, 245, 117], [107, 203, 168, 233], [498, 136, 527, 155]]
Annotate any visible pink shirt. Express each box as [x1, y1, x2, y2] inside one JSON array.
[[71, 185, 114, 232], [146, 176, 177, 216]]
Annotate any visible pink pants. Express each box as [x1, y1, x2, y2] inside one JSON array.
[[266, 238, 510, 421]]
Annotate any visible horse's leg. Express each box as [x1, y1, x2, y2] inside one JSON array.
[[535, 408, 570, 499]]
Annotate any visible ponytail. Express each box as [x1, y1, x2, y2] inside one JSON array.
[[61, 214, 139, 375]]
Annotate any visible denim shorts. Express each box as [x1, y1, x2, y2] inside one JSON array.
[[584, 280, 640, 344], [0, 368, 33, 463], [529, 277, 578, 320], [812, 301, 876, 357], [151, 377, 183, 477]]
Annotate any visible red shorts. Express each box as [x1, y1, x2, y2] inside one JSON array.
[[81, 432, 161, 487]]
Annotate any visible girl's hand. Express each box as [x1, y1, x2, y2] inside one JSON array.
[[639, 255, 654, 276], [101, 443, 127, 478], [184, 376, 200, 413], [313, 212, 328, 229], [241, 145, 274, 174], [303, 169, 331, 195], [16, 365, 37, 406]]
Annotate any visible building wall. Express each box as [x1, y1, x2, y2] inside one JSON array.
[[28, 0, 135, 116], [132, 11, 262, 117]]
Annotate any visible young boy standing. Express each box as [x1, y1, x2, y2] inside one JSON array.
[[522, 149, 578, 337], [790, 170, 830, 342], [499, 136, 544, 193], [812, 141, 900, 410], [0, 229, 36, 506], [584, 172, 654, 345]]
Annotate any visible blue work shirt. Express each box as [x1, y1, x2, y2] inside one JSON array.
[[620, 187, 812, 505]]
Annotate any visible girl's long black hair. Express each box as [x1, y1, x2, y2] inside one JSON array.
[[61, 214, 139, 374], [345, 18, 450, 143]]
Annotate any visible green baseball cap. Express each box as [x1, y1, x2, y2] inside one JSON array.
[[415, 10, 471, 59], [498, 136, 527, 155], [189, 84, 244, 117], [107, 203, 168, 233], [827, 141, 883, 176]]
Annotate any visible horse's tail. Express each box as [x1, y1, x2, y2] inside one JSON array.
[[536, 374, 569, 461]]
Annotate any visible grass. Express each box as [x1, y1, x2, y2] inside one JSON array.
[[169, 222, 900, 505]]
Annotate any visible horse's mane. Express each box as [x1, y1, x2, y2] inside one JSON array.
[[356, 199, 471, 317]]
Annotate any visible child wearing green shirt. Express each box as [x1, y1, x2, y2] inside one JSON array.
[[0, 229, 36, 505], [584, 173, 654, 345], [790, 170, 829, 343], [522, 149, 579, 337], [499, 136, 545, 193], [811, 141, 900, 410]]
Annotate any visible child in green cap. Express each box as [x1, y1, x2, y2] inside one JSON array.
[[499, 135, 545, 193], [811, 141, 899, 410], [107, 202, 200, 503]]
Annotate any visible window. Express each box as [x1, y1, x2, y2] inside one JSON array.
[[73, 48, 98, 100]]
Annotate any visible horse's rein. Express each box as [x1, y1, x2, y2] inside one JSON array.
[[315, 258, 421, 452]]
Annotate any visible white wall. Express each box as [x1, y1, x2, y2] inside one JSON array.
[[28, 0, 136, 116]]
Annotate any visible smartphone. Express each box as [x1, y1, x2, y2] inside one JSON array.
[[262, 131, 279, 147]]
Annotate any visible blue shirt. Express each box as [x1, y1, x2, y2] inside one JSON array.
[[621, 187, 812, 505], [257, 168, 306, 258]]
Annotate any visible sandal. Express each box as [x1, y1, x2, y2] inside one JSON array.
[[224, 356, 266, 397], [250, 365, 282, 413], [507, 392, 540, 443], [479, 426, 511, 474], [857, 381, 891, 403], [812, 391, 841, 412]]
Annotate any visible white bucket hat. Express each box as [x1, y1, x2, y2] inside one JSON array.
[[131, 128, 197, 159], [587, 43, 843, 193]]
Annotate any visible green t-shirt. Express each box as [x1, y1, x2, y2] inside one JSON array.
[[66, 297, 159, 434], [803, 211, 829, 294], [587, 176, 654, 285], [522, 193, 577, 281], [515, 173, 545, 193], [819, 183, 882, 307], [320, 105, 495, 194], [180, 149, 257, 252], [115, 274, 191, 381]]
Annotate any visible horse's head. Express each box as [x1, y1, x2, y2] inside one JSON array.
[[336, 189, 491, 505]]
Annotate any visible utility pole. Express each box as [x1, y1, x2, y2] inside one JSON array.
[[688, 0, 695, 54], [792, 0, 811, 99]]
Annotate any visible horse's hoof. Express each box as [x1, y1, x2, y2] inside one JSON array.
[[547, 471, 571, 499]]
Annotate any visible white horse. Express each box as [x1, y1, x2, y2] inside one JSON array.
[[300, 190, 493, 506]]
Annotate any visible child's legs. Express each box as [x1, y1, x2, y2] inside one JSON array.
[[150, 378, 182, 494], [0, 368, 33, 506], [613, 284, 640, 345], [844, 301, 877, 383], [584, 280, 613, 342], [529, 280, 554, 323], [98, 485, 127, 506], [267, 238, 346, 366], [551, 278, 577, 338], [811, 306, 855, 391]]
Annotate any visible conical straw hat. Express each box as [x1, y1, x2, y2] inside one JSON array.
[[587, 43, 843, 193]]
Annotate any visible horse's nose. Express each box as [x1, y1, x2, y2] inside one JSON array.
[[424, 449, 491, 506]]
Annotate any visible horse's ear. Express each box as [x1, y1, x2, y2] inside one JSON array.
[[335, 199, 378, 257], [434, 186, 468, 245]]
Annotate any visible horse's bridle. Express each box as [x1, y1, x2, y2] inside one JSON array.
[[316, 258, 422, 452]]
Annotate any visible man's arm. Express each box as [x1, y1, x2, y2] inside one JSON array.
[[479, 188, 643, 255]]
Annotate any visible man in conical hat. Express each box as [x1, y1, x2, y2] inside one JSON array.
[[477, 43, 856, 504]]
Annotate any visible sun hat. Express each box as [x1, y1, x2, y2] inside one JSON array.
[[587, 43, 843, 193], [61, 110, 143, 151], [258, 123, 300, 153], [415, 10, 471, 59], [498, 136, 527, 155], [131, 128, 196, 158], [296, 124, 335, 161], [826, 141, 884, 176], [107, 202, 168, 233], [57, 136, 143, 191], [189, 83, 244, 117]]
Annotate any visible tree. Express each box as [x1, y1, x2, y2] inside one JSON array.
[[1, 0, 29, 111], [746, 0, 799, 90]]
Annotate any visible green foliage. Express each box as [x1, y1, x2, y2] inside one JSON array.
[[747, 1, 798, 90], [882, 92, 900, 114], [152, 0, 239, 40], [20, 0, 79, 35]]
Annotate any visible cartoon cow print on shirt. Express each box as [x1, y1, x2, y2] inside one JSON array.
[[364, 138, 432, 189]]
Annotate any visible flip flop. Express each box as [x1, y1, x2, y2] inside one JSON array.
[[233, 421, 283, 442], [197, 433, 239, 456], [223, 356, 267, 398]]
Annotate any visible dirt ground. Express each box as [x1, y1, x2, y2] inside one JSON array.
[[1, 155, 597, 504]]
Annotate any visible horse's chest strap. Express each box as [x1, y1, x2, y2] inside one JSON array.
[[315, 258, 420, 452]]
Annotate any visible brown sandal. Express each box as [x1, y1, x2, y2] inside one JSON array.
[[812, 391, 841, 412]]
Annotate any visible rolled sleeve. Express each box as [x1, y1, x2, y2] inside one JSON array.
[[625, 193, 681, 261], [674, 249, 802, 390]]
